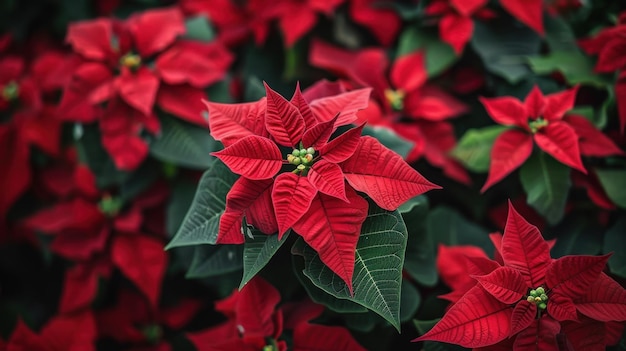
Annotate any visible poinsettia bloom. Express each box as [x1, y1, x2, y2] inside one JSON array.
[[60, 6, 232, 169], [480, 85, 624, 192], [425, 0, 496, 54], [414, 201, 626, 350], [310, 40, 470, 183], [207, 82, 439, 291]]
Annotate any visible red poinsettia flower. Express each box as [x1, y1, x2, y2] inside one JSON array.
[[425, 0, 496, 54], [480, 85, 624, 192], [24, 162, 169, 310], [580, 14, 626, 133], [206, 82, 439, 291], [5, 311, 97, 351], [414, 201, 626, 350], [60, 6, 232, 170], [310, 40, 470, 183]]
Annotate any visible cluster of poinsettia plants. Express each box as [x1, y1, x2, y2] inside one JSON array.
[[1, 0, 626, 350]]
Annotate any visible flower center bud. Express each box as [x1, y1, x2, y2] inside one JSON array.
[[526, 286, 548, 310], [384, 88, 405, 112], [120, 52, 142, 70], [288, 146, 316, 174], [528, 117, 549, 133], [98, 194, 123, 217], [141, 324, 163, 345], [2, 81, 19, 101]]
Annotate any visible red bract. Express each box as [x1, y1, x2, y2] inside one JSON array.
[[413, 201, 626, 350], [499, 0, 544, 35], [60, 7, 232, 170], [207, 82, 439, 291], [274, 0, 344, 47], [480, 85, 623, 192], [425, 0, 495, 54], [310, 40, 470, 183], [348, 0, 401, 46]]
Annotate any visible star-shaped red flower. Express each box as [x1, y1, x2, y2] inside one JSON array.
[[206, 82, 439, 291], [413, 201, 626, 349]]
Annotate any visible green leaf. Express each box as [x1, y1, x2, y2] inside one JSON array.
[[166, 179, 198, 237], [150, 115, 220, 170], [549, 215, 602, 257], [400, 280, 421, 322], [362, 125, 414, 160], [520, 152, 571, 224], [527, 51, 610, 88], [165, 162, 238, 249], [450, 126, 508, 173], [291, 200, 408, 331], [186, 244, 243, 278], [471, 19, 541, 83], [239, 230, 290, 290], [427, 206, 492, 255], [397, 26, 457, 76], [544, 15, 580, 52], [183, 15, 215, 42], [604, 217, 626, 278], [402, 196, 438, 287], [595, 169, 626, 209]]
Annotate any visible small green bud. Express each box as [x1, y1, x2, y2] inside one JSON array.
[[527, 296, 535, 303], [306, 147, 315, 155], [535, 287, 545, 295], [538, 302, 547, 310], [302, 154, 313, 164], [540, 294, 548, 301], [299, 148, 307, 156], [292, 149, 300, 157], [530, 289, 537, 297], [297, 164, 306, 171], [287, 154, 295, 163], [292, 157, 302, 165]]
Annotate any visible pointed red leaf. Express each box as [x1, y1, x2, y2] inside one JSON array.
[[565, 115, 625, 157], [524, 85, 545, 119], [226, 177, 277, 235], [264, 82, 305, 147], [211, 135, 282, 180], [439, 13, 474, 55], [481, 129, 533, 192], [341, 136, 440, 211], [543, 86, 578, 121], [473, 266, 526, 304], [59, 264, 99, 314], [479, 96, 527, 128], [390, 51, 427, 92], [513, 316, 560, 351], [290, 82, 316, 128], [156, 84, 206, 125], [272, 173, 317, 237], [66, 18, 115, 61], [217, 209, 245, 244], [112, 235, 167, 307], [501, 201, 551, 288], [547, 254, 610, 300], [302, 114, 338, 149], [309, 88, 372, 126], [39, 311, 97, 351], [404, 86, 468, 121], [510, 300, 537, 335], [437, 245, 488, 295], [320, 124, 364, 163], [412, 285, 512, 347], [451, 0, 488, 16], [7, 319, 47, 351], [278, 5, 317, 47], [547, 294, 578, 321], [293, 323, 367, 351], [226, 277, 282, 339], [575, 273, 626, 322], [596, 37, 626, 73], [101, 127, 150, 171], [115, 68, 160, 116], [292, 188, 369, 293], [562, 316, 607, 351], [349, 0, 400, 46], [24, 198, 104, 234], [500, 0, 544, 34], [127, 6, 185, 57], [465, 256, 501, 276], [308, 160, 348, 202], [206, 98, 269, 146]]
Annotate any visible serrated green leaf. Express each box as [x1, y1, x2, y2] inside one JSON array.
[[450, 126, 508, 173], [397, 26, 457, 76], [165, 162, 238, 249], [239, 230, 290, 290], [291, 200, 408, 331], [604, 217, 626, 278], [186, 244, 243, 278], [595, 169, 626, 209], [520, 152, 571, 224], [527, 51, 610, 87], [150, 115, 220, 170], [362, 125, 414, 160], [427, 206, 492, 255], [183, 15, 215, 42], [471, 19, 541, 83], [402, 196, 437, 287], [400, 280, 421, 322]]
